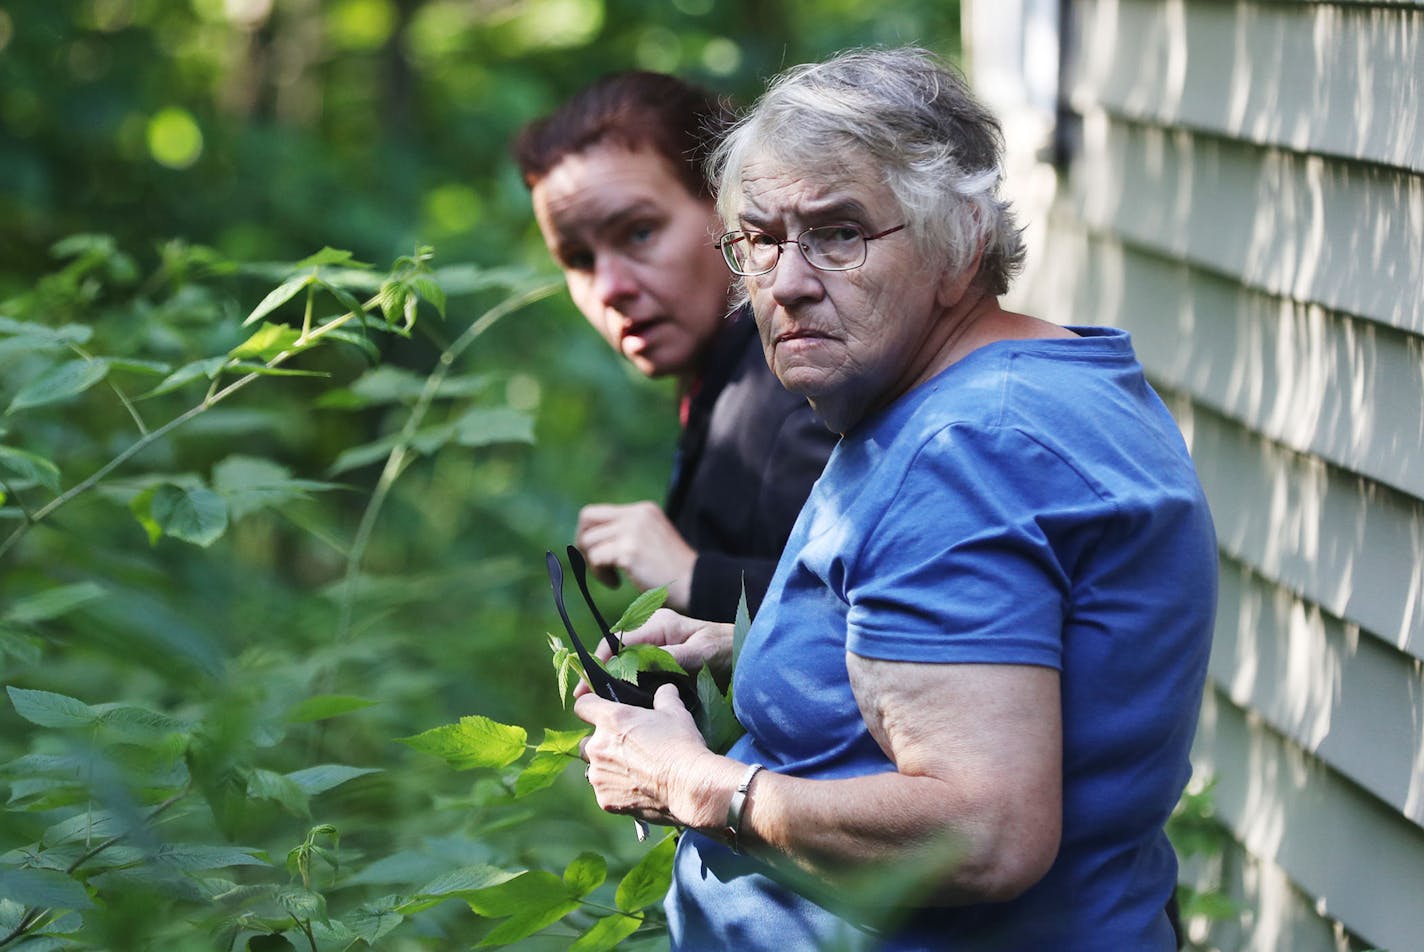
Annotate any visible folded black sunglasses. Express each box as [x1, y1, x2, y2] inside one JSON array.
[[545, 545, 699, 713]]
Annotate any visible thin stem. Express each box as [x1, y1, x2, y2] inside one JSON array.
[[332, 281, 558, 645], [0, 293, 379, 564]]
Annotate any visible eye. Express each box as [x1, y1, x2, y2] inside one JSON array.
[[747, 232, 781, 249], [815, 225, 861, 244], [628, 222, 656, 244], [560, 247, 594, 272]]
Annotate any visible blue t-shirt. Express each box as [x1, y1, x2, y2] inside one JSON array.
[[666, 327, 1217, 950]]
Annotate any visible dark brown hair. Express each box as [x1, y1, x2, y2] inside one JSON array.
[[512, 71, 733, 200]]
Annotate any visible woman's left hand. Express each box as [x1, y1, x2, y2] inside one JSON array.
[[574, 683, 723, 829]]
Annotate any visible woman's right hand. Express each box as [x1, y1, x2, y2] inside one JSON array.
[[582, 609, 736, 693]]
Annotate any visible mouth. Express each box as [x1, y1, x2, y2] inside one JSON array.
[[775, 326, 832, 345], [620, 317, 661, 350]]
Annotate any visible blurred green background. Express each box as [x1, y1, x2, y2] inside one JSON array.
[[0, 2, 960, 946]]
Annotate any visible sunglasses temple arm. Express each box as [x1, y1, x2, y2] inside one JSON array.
[[546, 551, 621, 701], [566, 545, 623, 654]]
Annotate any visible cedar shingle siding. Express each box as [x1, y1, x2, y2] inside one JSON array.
[[966, 1, 1424, 949]]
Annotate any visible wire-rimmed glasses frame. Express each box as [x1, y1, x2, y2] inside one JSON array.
[[715, 222, 907, 277]]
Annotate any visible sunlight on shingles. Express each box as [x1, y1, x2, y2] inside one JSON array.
[[1344, 320, 1375, 461], [1281, 596, 1338, 750], [1245, 152, 1286, 312], [1291, 158, 1327, 306], [1387, 10, 1421, 170], [1401, 509, 1424, 652], [1078, 0, 1118, 101], [1228, 4, 1253, 132], [1267, 300, 1322, 452], [1170, 129, 1196, 251], [1230, 566, 1262, 702], [1405, 659, 1424, 820], [1163, 0, 1188, 116], [1242, 710, 1288, 859], [1251, 857, 1290, 952], [1348, 11, 1375, 152], [1226, 295, 1267, 433]]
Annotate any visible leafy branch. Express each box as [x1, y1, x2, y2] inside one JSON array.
[[0, 247, 441, 562]]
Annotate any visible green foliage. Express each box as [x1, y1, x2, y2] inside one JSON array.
[[0, 240, 673, 947], [0, 4, 966, 945]]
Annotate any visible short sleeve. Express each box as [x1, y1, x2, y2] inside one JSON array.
[[844, 424, 1104, 669]]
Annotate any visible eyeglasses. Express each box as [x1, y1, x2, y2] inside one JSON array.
[[715, 223, 906, 277], [544, 544, 697, 712]]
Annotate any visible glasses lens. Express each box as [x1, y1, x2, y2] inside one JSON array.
[[721, 231, 779, 275], [801, 225, 866, 271]]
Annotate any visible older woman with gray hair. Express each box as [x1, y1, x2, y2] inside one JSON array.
[[574, 47, 1216, 950]]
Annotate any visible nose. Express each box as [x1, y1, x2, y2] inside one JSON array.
[[765, 242, 824, 308], [594, 254, 639, 310]]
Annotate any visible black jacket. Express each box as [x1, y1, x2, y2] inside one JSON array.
[[666, 308, 839, 621]]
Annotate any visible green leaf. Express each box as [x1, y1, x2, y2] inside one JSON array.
[[732, 581, 752, 668], [397, 715, 527, 770], [141, 356, 228, 398], [243, 275, 312, 326], [318, 326, 380, 362], [129, 486, 163, 545], [343, 895, 405, 942], [535, 727, 588, 757], [0, 867, 94, 910], [693, 667, 744, 755], [478, 899, 581, 947], [570, 912, 644, 952], [315, 277, 367, 318], [278, 885, 328, 923], [7, 686, 97, 728], [0, 625, 42, 665], [92, 703, 190, 741], [0, 444, 62, 492], [295, 247, 366, 269], [615, 832, 678, 912], [406, 865, 523, 906], [155, 844, 270, 871], [41, 809, 132, 848], [549, 635, 578, 707], [226, 361, 327, 378], [515, 723, 586, 796], [212, 455, 342, 519], [105, 357, 171, 376], [327, 435, 400, 476], [377, 280, 408, 327], [286, 764, 381, 796], [4, 581, 105, 623], [452, 406, 536, 448], [230, 322, 303, 361], [461, 869, 569, 918], [0, 316, 93, 344], [513, 749, 573, 798], [246, 768, 311, 818], [605, 644, 684, 683], [409, 275, 447, 318], [611, 586, 668, 634], [563, 852, 606, 897], [286, 694, 378, 723], [7, 357, 110, 413], [150, 483, 229, 547]]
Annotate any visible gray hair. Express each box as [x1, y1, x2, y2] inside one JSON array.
[[709, 47, 1025, 295]]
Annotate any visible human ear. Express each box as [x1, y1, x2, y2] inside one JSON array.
[[936, 243, 985, 309]]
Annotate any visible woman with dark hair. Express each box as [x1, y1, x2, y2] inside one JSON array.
[[514, 73, 836, 621], [574, 48, 1215, 950]]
